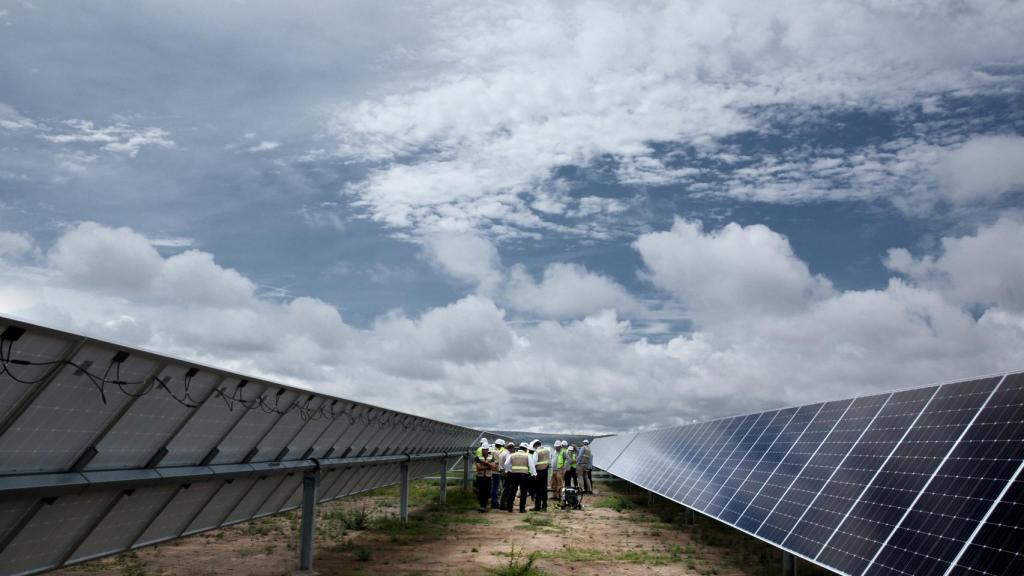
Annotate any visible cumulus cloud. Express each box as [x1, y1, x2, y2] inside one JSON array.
[[934, 135, 1024, 203], [504, 262, 639, 318], [634, 219, 833, 322], [421, 232, 503, 293], [48, 222, 164, 292], [330, 1, 1024, 236], [885, 217, 1024, 312], [3, 220, 1024, 433]]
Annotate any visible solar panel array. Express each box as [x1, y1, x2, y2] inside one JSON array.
[[0, 315, 481, 576], [591, 372, 1024, 576]]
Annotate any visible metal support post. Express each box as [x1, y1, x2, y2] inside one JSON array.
[[298, 470, 319, 572], [782, 551, 796, 576], [647, 490, 655, 506], [439, 457, 448, 505], [686, 506, 695, 525], [463, 452, 472, 491], [399, 462, 410, 523]]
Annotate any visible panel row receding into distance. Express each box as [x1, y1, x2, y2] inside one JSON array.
[[0, 315, 482, 576], [591, 371, 1024, 576]]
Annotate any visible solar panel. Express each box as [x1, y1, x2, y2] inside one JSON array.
[[592, 371, 1024, 576], [0, 315, 482, 576]]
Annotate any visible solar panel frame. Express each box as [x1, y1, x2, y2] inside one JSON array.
[[0, 315, 483, 576], [591, 370, 1024, 576]]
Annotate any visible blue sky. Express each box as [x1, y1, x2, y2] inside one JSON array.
[[2, 1, 1023, 433]]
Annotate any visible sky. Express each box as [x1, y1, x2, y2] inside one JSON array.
[[1, 0, 1023, 435]]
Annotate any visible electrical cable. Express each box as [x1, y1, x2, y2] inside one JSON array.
[[0, 331, 452, 430]]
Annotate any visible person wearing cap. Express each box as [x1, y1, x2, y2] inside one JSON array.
[[578, 439, 594, 494], [551, 441, 566, 501], [531, 440, 551, 511], [564, 444, 578, 490], [474, 444, 498, 512], [490, 439, 507, 508], [505, 442, 537, 513]]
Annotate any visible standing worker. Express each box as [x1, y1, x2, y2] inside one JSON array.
[[490, 439, 507, 508], [578, 439, 594, 494], [532, 440, 551, 511], [506, 442, 536, 513], [565, 444, 578, 489], [474, 444, 497, 512], [551, 441, 567, 501]]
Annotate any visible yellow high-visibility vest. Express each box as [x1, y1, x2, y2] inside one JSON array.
[[570, 452, 577, 469], [510, 451, 531, 474], [535, 447, 551, 470]]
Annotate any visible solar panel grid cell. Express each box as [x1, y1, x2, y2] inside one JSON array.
[[691, 414, 759, 510], [782, 383, 937, 557], [681, 417, 746, 504], [675, 419, 731, 501], [952, 476, 1024, 575], [866, 375, 1024, 576], [751, 398, 856, 543], [703, 411, 778, 516], [720, 408, 799, 523], [761, 393, 888, 541], [666, 421, 715, 501], [690, 415, 755, 510], [651, 425, 698, 494], [816, 380, 998, 575]]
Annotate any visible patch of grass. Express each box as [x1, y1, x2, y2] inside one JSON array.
[[115, 551, 146, 576], [354, 546, 372, 562], [592, 495, 635, 512], [534, 547, 607, 562], [489, 545, 551, 576]]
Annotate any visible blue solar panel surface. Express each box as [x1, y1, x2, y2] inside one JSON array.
[[591, 372, 1024, 576]]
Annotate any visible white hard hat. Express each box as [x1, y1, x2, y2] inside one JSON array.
[[519, 442, 529, 449], [480, 437, 489, 445], [568, 445, 576, 451], [481, 443, 491, 450], [494, 439, 505, 446], [531, 439, 541, 447], [583, 439, 590, 444]]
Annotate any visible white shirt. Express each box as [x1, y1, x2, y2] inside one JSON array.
[[507, 449, 537, 475]]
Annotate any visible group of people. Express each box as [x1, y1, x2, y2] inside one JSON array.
[[473, 438, 594, 513]]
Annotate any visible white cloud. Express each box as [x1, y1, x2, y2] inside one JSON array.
[[247, 140, 280, 153], [634, 218, 833, 323], [48, 222, 164, 292], [505, 262, 639, 318], [42, 120, 175, 157], [3, 220, 1024, 433], [0, 231, 39, 261], [421, 231, 503, 294], [0, 102, 37, 131], [886, 217, 1024, 313], [329, 1, 1024, 236], [934, 135, 1024, 203]]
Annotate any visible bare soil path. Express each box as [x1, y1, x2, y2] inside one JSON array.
[[55, 480, 832, 576]]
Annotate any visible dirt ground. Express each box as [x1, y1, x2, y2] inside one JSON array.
[[55, 479, 831, 576]]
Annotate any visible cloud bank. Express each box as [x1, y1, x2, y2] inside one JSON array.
[[3, 219, 1022, 433]]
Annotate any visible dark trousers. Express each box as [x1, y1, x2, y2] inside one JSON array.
[[476, 476, 491, 509], [506, 473, 530, 512], [565, 468, 577, 489], [533, 468, 549, 510]]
